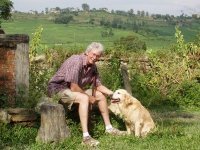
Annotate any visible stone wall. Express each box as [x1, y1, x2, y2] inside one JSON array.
[[0, 34, 29, 107]]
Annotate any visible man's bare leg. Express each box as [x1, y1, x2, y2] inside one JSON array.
[[73, 93, 90, 133], [96, 91, 111, 126]]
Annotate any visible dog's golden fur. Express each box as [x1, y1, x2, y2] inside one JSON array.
[[109, 89, 155, 137]]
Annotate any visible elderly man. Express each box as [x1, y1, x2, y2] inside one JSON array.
[[48, 42, 123, 146]]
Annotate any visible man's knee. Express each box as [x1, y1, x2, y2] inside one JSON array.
[[75, 93, 89, 105], [96, 91, 106, 100]]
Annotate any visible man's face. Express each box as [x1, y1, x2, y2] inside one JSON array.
[[86, 49, 102, 64]]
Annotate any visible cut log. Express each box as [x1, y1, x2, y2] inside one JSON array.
[[7, 108, 34, 114], [36, 102, 70, 143], [11, 114, 37, 122], [7, 108, 37, 122], [0, 108, 37, 123]]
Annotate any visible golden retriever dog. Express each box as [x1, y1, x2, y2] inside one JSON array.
[[108, 89, 155, 137]]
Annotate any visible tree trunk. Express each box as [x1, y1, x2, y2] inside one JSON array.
[[36, 102, 70, 143]]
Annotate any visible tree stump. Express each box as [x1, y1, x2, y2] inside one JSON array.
[[36, 102, 70, 143]]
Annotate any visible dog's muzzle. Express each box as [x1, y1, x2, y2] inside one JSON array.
[[111, 98, 120, 103]]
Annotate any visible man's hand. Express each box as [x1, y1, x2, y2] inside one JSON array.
[[88, 95, 97, 104], [108, 93, 113, 99]]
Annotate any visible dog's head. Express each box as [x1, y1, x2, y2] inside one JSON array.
[[111, 89, 132, 106]]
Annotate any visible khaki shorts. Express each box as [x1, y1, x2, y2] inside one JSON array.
[[57, 89, 93, 110]]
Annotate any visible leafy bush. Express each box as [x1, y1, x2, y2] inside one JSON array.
[[29, 26, 54, 107], [54, 14, 73, 24], [98, 50, 123, 90], [114, 35, 147, 52], [101, 28, 114, 37], [127, 28, 200, 109], [169, 80, 200, 109]]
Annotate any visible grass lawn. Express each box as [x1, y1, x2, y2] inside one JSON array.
[[1, 19, 181, 51], [1, 107, 200, 150], [2, 19, 134, 50]]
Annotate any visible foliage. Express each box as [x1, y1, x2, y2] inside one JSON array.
[[82, 3, 90, 11], [114, 35, 147, 52], [54, 14, 73, 24], [194, 32, 200, 47], [101, 28, 114, 37], [0, 92, 8, 107], [128, 28, 200, 108], [98, 49, 123, 90], [169, 80, 200, 109], [174, 26, 186, 53], [29, 26, 53, 107], [0, 0, 13, 25]]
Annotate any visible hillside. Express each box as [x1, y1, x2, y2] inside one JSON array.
[[2, 11, 200, 50]]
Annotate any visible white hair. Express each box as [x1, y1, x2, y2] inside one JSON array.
[[85, 42, 104, 54]]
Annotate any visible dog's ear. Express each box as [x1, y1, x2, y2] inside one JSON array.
[[124, 94, 133, 107]]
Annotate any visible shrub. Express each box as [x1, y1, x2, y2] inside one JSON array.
[[114, 35, 146, 52], [169, 80, 200, 109], [54, 14, 73, 24], [98, 50, 123, 90]]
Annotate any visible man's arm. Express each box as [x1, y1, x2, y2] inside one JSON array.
[[70, 82, 84, 93], [96, 85, 113, 96]]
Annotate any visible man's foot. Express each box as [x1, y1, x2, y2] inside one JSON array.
[[105, 127, 127, 136], [82, 136, 100, 147]]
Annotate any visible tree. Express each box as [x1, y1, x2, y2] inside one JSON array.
[[128, 9, 134, 16], [141, 10, 145, 17], [45, 7, 48, 14], [82, 3, 90, 11], [0, 0, 13, 26], [55, 7, 60, 11]]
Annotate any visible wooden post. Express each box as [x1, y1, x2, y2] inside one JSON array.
[[36, 102, 70, 143], [120, 62, 132, 95]]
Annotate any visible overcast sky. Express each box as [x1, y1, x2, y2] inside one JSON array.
[[11, 0, 200, 16]]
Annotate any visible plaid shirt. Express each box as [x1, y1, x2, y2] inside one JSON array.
[[47, 53, 101, 97]]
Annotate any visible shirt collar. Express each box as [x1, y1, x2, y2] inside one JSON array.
[[80, 53, 87, 66], [82, 53, 94, 68]]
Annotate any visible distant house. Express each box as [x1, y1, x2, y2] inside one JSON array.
[[49, 8, 61, 14], [192, 14, 200, 19], [99, 8, 109, 13], [29, 10, 38, 14]]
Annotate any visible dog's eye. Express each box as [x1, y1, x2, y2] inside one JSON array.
[[117, 92, 120, 94]]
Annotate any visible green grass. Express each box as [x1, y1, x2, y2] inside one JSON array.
[[2, 12, 200, 51], [1, 109, 200, 150], [2, 19, 134, 50], [2, 17, 199, 51], [1, 20, 172, 50]]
